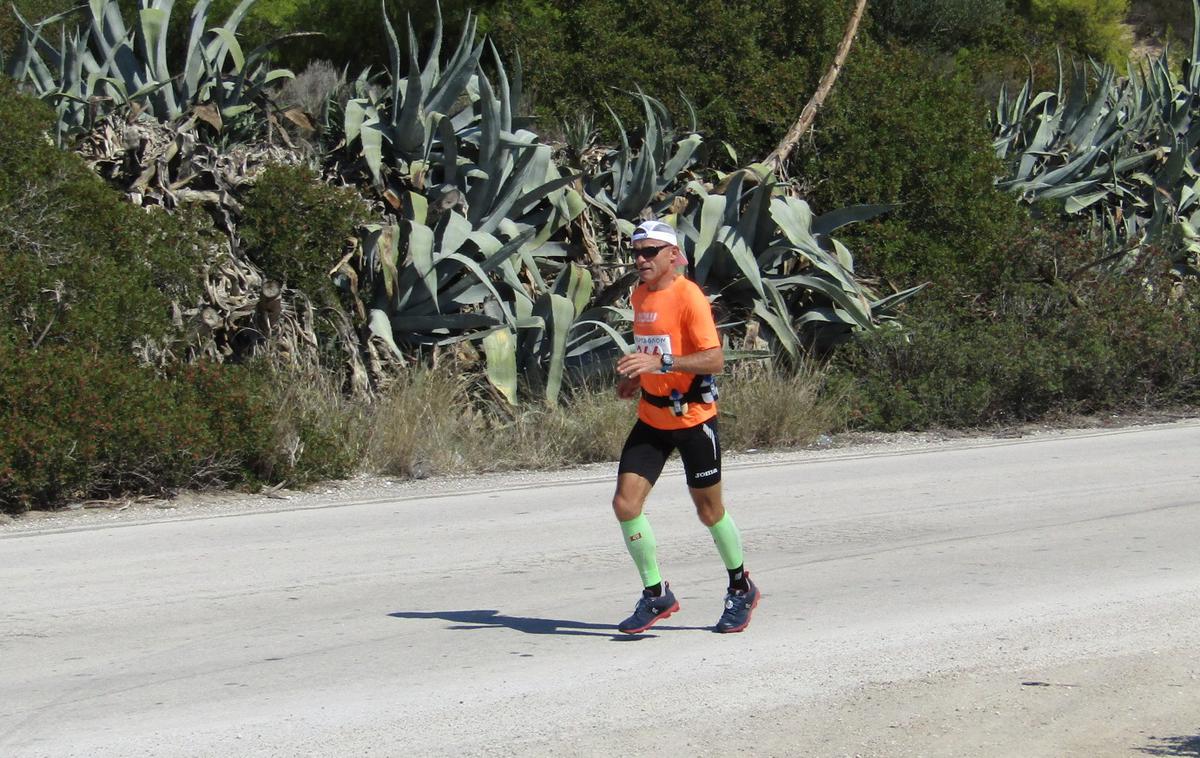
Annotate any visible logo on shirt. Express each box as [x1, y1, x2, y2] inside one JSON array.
[[636, 311, 658, 323]]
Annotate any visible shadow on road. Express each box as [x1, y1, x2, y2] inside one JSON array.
[[388, 609, 708, 638], [1137, 734, 1200, 756]]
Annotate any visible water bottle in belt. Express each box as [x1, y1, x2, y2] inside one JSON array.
[[670, 389, 687, 416]]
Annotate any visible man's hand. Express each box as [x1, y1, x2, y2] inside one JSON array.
[[616, 375, 640, 399], [616, 351, 663, 380]]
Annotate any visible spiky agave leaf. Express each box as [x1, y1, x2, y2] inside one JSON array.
[[672, 171, 905, 359], [7, 0, 298, 141], [993, 3, 1200, 276], [584, 90, 704, 232]]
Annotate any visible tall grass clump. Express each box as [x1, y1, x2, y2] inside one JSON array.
[[494, 382, 633, 469], [367, 364, 489, 478], [720, 362, 849, 450], [367, 366, 630, 477], [364, 360, 850, 484], [258, 363, 370, 485]]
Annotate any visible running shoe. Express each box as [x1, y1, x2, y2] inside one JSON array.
[[617, 582, 680, 634], [714, 574, 759, 633]]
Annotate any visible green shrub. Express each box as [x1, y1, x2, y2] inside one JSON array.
[[870, 0, 1020, 49], [794, 42, 1028, 289], [0, 343, 372, 512], [836, 223, 1200, 431], [0, 78, 209, 352], [1019, 0, 1131, 65], [238, 163, 370, 306], [0, 80, 371, 510], [486, 0, 853, 163], [0, 344, 271, 511], [1, 1, 81, 57]]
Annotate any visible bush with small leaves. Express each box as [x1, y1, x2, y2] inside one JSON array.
[[794, 42, 1028, 290], [870, 0, 1019, 49], [837, 223, 1200, 431], [238, 163, 371, 307], [1022, 0, 1131, 66], [0, 344, 271, 512], [0, 77, 208, 352]]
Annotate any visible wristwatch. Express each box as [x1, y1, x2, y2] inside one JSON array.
[[659, 353, 675, 373]]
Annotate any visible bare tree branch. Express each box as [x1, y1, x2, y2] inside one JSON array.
[[763, 0, 869, 177]]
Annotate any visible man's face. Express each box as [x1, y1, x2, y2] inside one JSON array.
[[632, 239, 678, 287]]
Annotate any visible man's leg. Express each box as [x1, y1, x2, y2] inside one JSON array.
[[615, 419, 671, 592], [689, 483, 748, 593], [615, 477, 680, 634], [678, 418, 759, 632], [613, 422, 678, 634], [614, 472, 660, 589], [677, 418, 747, 589]]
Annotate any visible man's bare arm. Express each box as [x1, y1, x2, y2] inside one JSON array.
[[616, 347, 724, 379]]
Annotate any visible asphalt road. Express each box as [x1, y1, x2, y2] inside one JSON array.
[[2, 421, 1199, 757]]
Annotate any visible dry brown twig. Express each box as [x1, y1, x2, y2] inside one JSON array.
[[763, 0, 869, 178]]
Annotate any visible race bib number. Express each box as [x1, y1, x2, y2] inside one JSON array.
[[635, 333, 672, 356]]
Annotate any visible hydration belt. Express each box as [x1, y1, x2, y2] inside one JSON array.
[[641, 374, 718, 415]]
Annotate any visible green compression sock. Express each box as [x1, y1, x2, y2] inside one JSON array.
[[619, 514, 662, 588], [707, 512, 744, 571]]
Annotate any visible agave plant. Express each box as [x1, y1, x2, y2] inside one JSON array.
[[583, 89, 705, 235], [4, 0, 302, 142], [332, 4, 584, 245], [479, 262, 601, 405], [3, 0, 914, 407], [338, 209, 624, 405], [992, 0, 1200, 278], [334, 4, 485, 185], [674, 168, 924, 360], [312, 2, 604, 402]]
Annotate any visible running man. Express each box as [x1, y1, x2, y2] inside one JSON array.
[[611, 219, 760, 634]]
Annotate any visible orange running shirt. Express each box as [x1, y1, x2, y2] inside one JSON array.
[[631, 276, 721, 430]]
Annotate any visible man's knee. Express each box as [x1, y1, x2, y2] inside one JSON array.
[[612, 491, 644, 521], [613, 473, 651, 521], [689, 485, 725, 527]]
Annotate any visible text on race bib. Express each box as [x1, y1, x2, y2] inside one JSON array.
[[635, 334, 672, 356]]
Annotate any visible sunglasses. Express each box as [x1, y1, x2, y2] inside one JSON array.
[[632, 245, 672, 259]]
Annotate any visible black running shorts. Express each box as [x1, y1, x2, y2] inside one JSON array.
[[618, 418, 721, 489]]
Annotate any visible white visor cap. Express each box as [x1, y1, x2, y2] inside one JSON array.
[[631, 220, 678, 247]]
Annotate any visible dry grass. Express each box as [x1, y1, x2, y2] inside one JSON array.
[[492, 383, 634, 469], [366, 367, 632, 476], [365, 365, 486, 478], [362, 362, 846, 481], [275, 59, 348, 119], [720, 361, 848, 450], [260, 363, 370, 485]]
